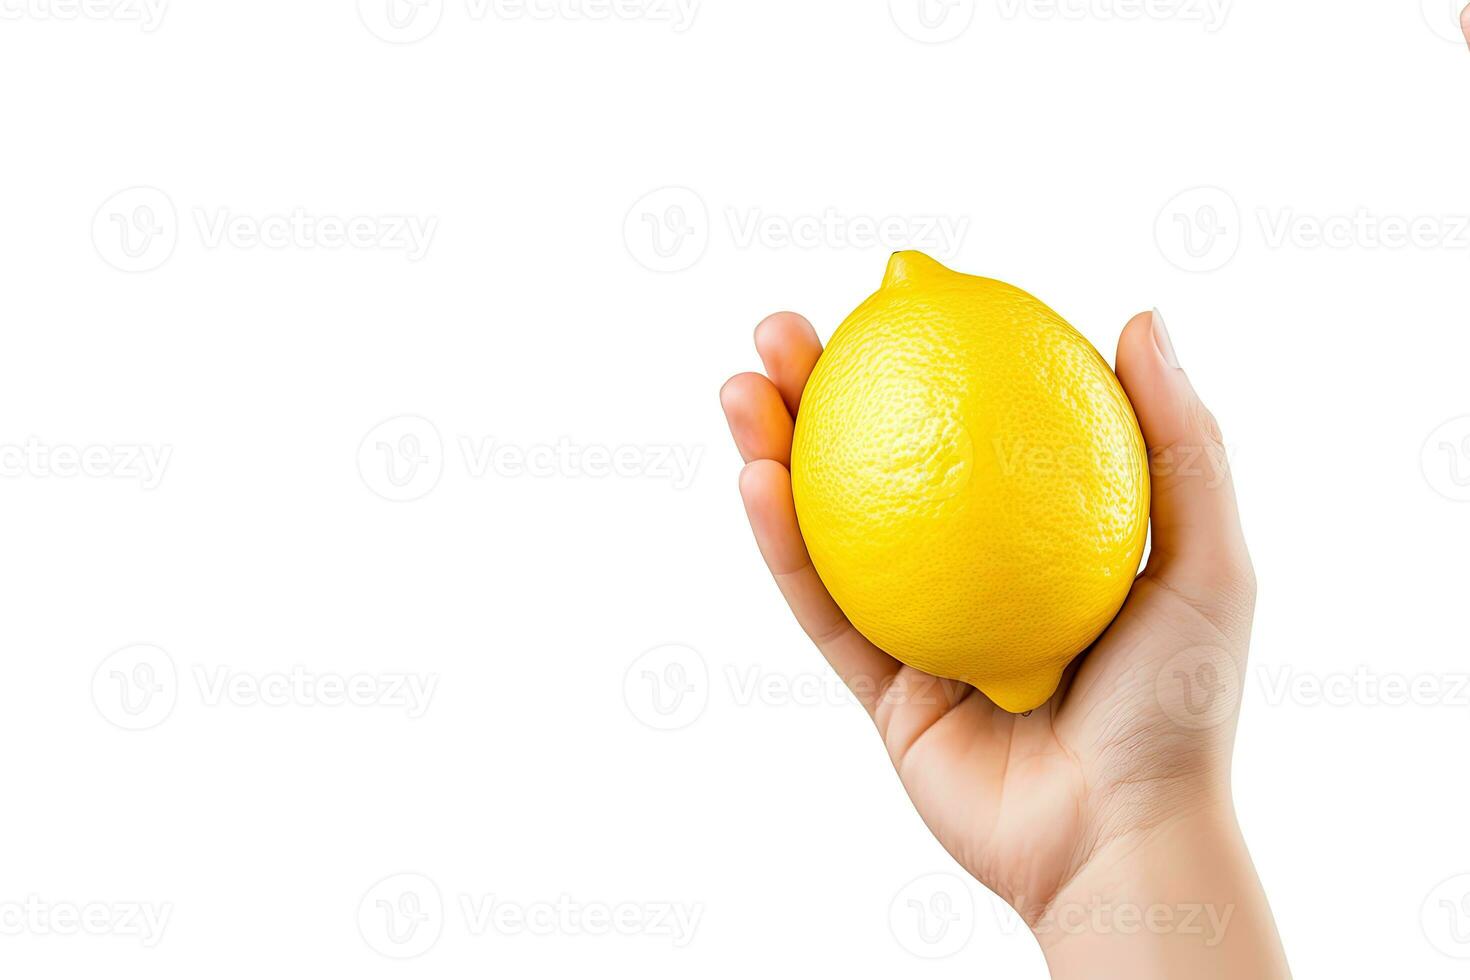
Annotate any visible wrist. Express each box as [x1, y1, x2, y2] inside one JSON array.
[[1034, 800, 1290, 979]]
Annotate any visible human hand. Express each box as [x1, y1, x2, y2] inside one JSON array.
[[722, 308, 1288, 977]]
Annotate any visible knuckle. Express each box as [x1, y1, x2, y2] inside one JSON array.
[[1190, 398, 1225, 450]]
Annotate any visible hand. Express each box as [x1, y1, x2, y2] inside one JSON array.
[[722, 309, 1289, 977]]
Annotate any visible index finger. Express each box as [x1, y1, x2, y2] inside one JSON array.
[[754, 312, 823, 416]]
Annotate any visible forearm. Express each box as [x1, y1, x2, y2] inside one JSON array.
[[1037, 805, 1290, 980]]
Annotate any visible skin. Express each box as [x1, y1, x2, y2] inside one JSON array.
[[721, 307, 1290, 977]]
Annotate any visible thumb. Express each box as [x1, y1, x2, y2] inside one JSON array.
[[1114, 309, 1254, 603]]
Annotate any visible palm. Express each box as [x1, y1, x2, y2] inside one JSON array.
[[879, 572, 1243, 917], [723, 310, 1254, 922]]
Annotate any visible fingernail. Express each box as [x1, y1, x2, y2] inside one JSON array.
[[1152, 308, 1180, 369]]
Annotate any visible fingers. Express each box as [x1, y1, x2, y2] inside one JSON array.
[[720, 372, 794, 465], [739, 459, 900, 713], [1114, 310, 1255, 602], [1463, 2, 1470, 47], [754, 312, 822, 416]]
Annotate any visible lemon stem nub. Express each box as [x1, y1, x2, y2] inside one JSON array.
[[882, 250, 950, 290]]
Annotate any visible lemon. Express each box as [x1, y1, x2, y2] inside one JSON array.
[[791, 252, 1149, 713]]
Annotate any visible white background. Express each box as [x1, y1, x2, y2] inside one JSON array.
[[2, 0, 1468, 976]]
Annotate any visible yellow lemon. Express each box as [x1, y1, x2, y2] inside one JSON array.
[[791, 251, 1149, 713]]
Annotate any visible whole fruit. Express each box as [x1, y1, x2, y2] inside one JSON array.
[[791, 251, 1149, 713]]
